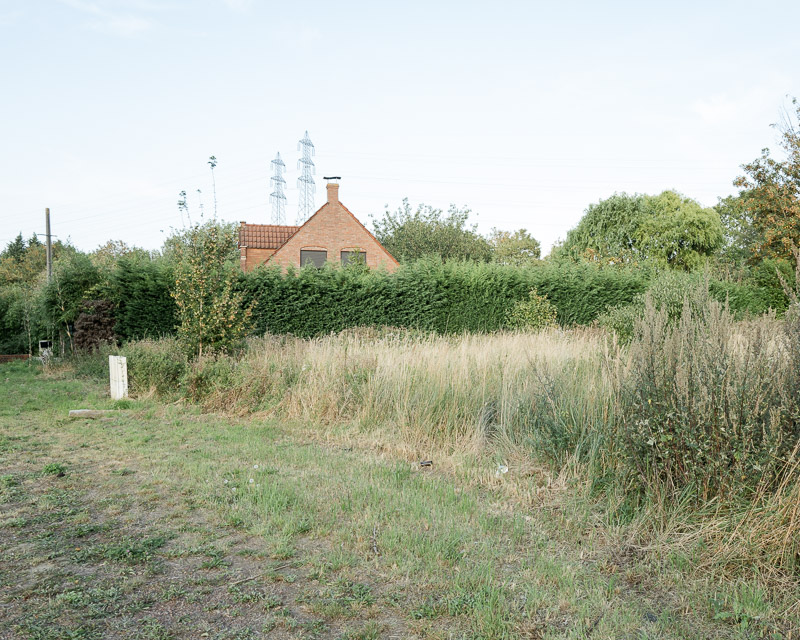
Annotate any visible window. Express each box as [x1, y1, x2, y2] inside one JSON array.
[[341, 250, 366, 266], [300, 250, 327, 268]]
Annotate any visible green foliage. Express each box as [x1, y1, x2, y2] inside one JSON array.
[[2, 234, 26, 262], [42, 462, 67, 476], [715, 194, 762, 265], [560, 190, 723, 269], [169, 222, 252, 358], [559, 192, 646, 262], [618, 293, 800, 501], [120, 338, 188, 396], [371, 199, 492, 262], [598, 271, 774, 341], [504, 289, 556, 330], [750, 257, 794, 312], [734, 97, 800, 261], [488, 228, 541, 265], [42, 253, 102, 328], [637, 191, 723, 269], [0, 237, 72, 286], [110, 255, 176, 341], [241, 258, 646, 336], [0, 285, 42, 354]]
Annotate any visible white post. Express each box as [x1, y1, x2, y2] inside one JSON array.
[[109, 355, 128, 400]]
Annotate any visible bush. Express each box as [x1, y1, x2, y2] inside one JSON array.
[[120, 338, 188, 396], [598, 270, 773, 341], [111, 256, 176, 341], [241, 259, 647, 336], [73, 300, 116, 352], [505, 289, 557, 331], [618, 292, 800, 501]]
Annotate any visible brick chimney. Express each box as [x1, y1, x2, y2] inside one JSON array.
[[325, 178, 340, 205]]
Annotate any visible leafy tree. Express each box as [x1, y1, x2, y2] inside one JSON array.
[[0, 239, 72, 286], [41, 253, 102, 353], [558, 193, 647, 262], [110, 254, 176, 341], [90, 239, 145, 270], [636, 191, 723, 270], [505, 289, 556, 330], [371, 199, 492, 262], [734, 97, 800, 261], [714, 194, 762, 265], [559, 191, 722, 269], [489, 228, 541, 265], [169, 221, 251, 358]]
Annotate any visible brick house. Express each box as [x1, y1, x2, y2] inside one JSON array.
[[238, 181, 399, 273]]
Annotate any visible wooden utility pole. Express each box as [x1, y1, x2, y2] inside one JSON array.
[[45, 208, 52, 282]]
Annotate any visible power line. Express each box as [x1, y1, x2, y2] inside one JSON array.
[[296, 131, 315, 223], [269, 152, 287, 224]]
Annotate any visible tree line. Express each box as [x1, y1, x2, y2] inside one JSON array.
[[1, 100, 798, 357]]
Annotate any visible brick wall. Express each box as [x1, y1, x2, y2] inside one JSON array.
[[0, 354, 30, 364], [242, 248, 276, 272], [268, 183, 399, 272]]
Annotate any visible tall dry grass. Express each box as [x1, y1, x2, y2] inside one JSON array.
[[119, 295, 800, 585], [184, 327, 612, 460]]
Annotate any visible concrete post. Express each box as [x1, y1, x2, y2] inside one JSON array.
[[109, 355, 128, 400]]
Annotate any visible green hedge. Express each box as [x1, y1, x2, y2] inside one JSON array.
[[110, 256, 176, 341], [240, 259, 648, 336]]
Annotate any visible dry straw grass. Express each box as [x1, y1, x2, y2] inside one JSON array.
[[124, 297, 800, 592]]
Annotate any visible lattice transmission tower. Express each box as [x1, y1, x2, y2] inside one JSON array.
[[269, 152, 287, 224], [297, 131, 316, 223]]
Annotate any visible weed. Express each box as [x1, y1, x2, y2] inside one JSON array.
[[338, 621, 384, 640], [1, 473, 19, 487], [101, 535, 170, 564], [42, 462, 67, 477]]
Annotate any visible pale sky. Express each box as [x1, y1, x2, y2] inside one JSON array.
[[1, 0, 798, 256]]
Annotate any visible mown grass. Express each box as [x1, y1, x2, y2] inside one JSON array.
[[2, 359, 797, 637]]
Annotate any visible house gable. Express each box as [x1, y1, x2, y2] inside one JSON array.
[[238, 223, 300, 272], [266, 183, 399, 272]]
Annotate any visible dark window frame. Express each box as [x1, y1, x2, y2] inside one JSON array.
[[341, 250, 367, 266], [300, 250, 328, 268]]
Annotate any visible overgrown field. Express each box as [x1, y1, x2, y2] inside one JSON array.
[[2, 354, 798, 639], [28, 291, 794, 637]]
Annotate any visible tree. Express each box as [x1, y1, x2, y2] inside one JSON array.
[[558, 191, 722, 269], [169, 221, 251, 358], [636, 191, 723, 270], [489, 228, 541, 266], [734, 97, 800, 261], [371, 199, 492, 262], [714, 194, 762, 265], [110, 254, 176, 341], [42, 253, 102, 354], [2, 234, 26, 262], [0, 238, 72, 286], [559, 193, 647, 262]]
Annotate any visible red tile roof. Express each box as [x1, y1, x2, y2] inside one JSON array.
[[238, 223, 300, 249]]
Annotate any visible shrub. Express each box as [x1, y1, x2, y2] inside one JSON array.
[[504, 289, 557, 331], [598, 270, 772, 341], [111, 255, 176, 341], [73, 300, 116, 352], [170, 222, 251, 358], [241, 259, 647, 336], [618, 292, 800, 502], [120, 338, 188, 396]]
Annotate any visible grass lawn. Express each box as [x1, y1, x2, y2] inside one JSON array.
[[0, 361, 793, 639]]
